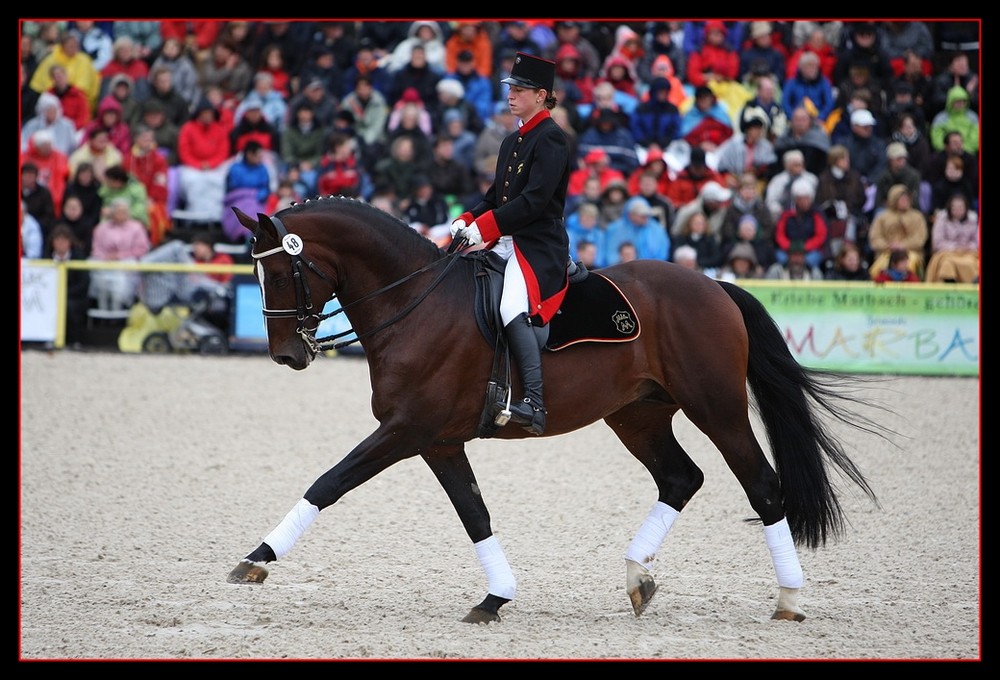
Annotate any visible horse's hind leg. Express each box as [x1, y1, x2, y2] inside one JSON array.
[[421, 445, 515, 624], [604, 400, 704, 617], [681, 393, 806, 622]]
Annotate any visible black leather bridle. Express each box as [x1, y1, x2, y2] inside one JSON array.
[[251, 213, 466, 352]]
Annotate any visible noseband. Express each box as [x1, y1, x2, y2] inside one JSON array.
[[252, 213, 464, 352]]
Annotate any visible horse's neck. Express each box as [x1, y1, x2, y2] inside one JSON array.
[[330, 231, 443, 334]]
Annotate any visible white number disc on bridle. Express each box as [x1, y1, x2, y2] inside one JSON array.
[[282, 233, 304, 255]]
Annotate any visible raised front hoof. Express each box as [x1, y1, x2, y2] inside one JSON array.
[[771, 608, 807, 622], [461, 593, 509, 624], [625, 559, 658, 617], [226, 559, 269, 584]]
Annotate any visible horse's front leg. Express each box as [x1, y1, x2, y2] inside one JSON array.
[[226, 423, 426, 585], [421, 446, 515, 624]]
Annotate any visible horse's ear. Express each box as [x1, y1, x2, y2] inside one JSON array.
[[256, 213, 280, 242], [232, 206, 259, 234]]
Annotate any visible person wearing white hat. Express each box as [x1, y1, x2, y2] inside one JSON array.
[[21, 91, 80, 156], [670, 179, 733, 239], [850, 108, 876, 128], [715, 104, 778, 181], [764, 148, 819, 222], [842, 106, 888, 184]]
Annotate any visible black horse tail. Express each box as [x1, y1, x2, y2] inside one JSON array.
[[718, 281, 892, 550]]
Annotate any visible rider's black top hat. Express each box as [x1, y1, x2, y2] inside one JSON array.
[[501, 52, 556, 93]]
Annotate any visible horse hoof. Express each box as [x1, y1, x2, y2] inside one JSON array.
[[628, 577, 658, 617], [461, 607, 501, 624], [226, 559, 269, 584], [771, 586, 805, 621], [771, 608, 806, 622], [625, 559, 657, 616]]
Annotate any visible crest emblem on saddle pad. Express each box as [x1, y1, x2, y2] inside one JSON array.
[[612, 310, 636, 334]]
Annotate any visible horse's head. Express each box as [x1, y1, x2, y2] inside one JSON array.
[[235, 206, 337, 370]]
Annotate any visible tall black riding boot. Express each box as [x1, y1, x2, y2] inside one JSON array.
[[502, 313, 546, 435]]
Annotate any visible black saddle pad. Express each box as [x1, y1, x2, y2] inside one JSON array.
[[546, 271, 640, 351]]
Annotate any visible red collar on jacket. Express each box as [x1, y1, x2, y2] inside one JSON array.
[[518, 109, 551, 134]]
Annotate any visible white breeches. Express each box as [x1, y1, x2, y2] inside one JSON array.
[[494, 237, 529, 325]]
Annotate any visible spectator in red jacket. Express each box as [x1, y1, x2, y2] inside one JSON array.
[[125, 125, 171, 245], [100, 35, 150, 100], [774, 177, 829, 270], [83, 94, 133, 158], [159, 20, 222, 61], [178, 98, 230, 171], [316, 132, 367, 198], [176, 97, 230, 219], [47, 63, 91, 131], [21, 128, 70, 220], [568, 147, 625, 197], [685, 20, 740, 88], [872, 247, 920, 282], [665, 146, 725, 210]]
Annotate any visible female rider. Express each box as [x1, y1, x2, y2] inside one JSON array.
[[450, 52, 571, 436]]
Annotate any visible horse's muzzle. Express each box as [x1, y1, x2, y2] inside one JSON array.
[[271, 340, 315, 370]]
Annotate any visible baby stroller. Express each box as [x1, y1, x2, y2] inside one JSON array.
[[137, 285, 230, 355], [122, 240, 232, 355]]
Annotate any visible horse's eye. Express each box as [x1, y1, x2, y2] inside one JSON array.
[[273, 275, 290, 290]]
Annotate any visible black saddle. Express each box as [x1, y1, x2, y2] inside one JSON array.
[[466, 250, 640, 437]]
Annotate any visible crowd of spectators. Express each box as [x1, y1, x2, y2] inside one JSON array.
[[21, 19, 980, 287]]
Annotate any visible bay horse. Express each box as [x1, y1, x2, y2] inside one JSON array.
[[226, 197, 889, 624]]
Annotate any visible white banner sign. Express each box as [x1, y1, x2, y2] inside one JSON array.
[[21, 261, 58, 342]]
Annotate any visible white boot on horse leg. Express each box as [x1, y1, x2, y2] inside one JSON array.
[[227, 498, 320, 584], [462, 535, 517, 624], [764, 518, 806, 621], [624, 501, 679, 616]]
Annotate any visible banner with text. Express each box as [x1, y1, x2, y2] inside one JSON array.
[[740, 281, 979, 376], [21, 261, 58, 342]]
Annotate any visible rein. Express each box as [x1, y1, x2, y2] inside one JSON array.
[[253, 214, 467, 352]]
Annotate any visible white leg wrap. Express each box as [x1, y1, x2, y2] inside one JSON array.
[[262, 498, 321, 559], [474, 535, 516, 600], [624, 501, 679, 569], [763, 518, 804, 588]]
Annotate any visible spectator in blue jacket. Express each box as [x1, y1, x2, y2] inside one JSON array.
[[447, 50, 495, 124], [225, 140, 272, 204], [578, 107, 640, 177], [565, 201, 609, 268], [605, 196, 671, 264], [739, 22, 786, 83], [629, 77, 681, 150], [781, 51, 835, 125]]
